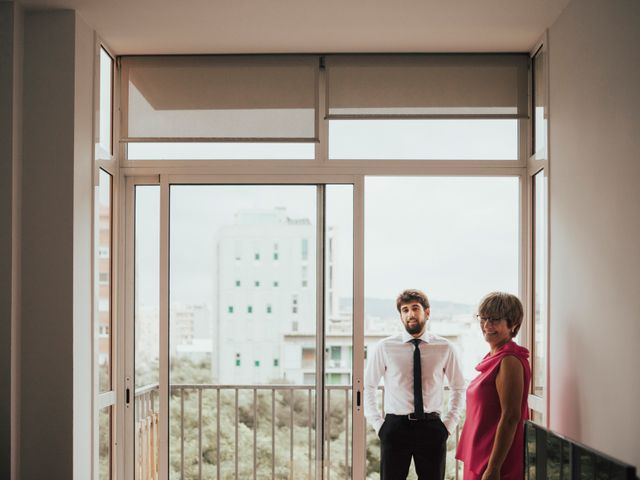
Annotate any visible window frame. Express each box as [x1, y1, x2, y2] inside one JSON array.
[[526, 32, 551, 426], [113, 53, 534, 480], [96, 46, 115, 161], [93, 36, 120, 480]]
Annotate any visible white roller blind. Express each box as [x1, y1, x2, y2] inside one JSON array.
[[326, 54, 529, 118], [121, 55, 319, 141]]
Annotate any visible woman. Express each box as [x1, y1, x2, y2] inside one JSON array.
[[456, 292, 531, 480]]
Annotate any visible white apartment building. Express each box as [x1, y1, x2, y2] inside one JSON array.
[[214, 208, 317, 384]]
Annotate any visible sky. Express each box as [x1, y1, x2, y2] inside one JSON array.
[[127, 119, 516, 161], [131, 118, 520, 312], [134, 177, 519, 311]]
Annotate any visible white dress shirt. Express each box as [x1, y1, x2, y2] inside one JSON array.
[[364, 330, 465, 434]]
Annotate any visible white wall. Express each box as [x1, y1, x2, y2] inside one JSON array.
[[21, 10, 94, 480], [549, 0, 640, 469], [73, 13, 95, 480]]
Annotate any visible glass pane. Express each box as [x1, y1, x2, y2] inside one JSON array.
[[533, 49, 548, 159], [547, 434, 561, 479], [169, 185, 317, 479], [127, 142, 315, 160], [596, 456, 611, 480], [99, 406, 112, 480], [97, 169, 112, 393], [325, 185, 353, 480], [578, 448, 595, 480], [533, 171, 547, 397], [98, 48, 113, 158], [561, 440, 571, 479], [526, 423, 537, 480], [329, 119, 518, 160], [363, 176, 519, 479], [134, 186, 160, 480]]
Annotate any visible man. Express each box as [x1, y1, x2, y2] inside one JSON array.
[[364, 289, 465, 480]]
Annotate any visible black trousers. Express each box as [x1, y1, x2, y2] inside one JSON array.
[[378, 414, 449, 480]]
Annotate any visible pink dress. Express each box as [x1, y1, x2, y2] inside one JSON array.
[[455, 341, 531, 480]]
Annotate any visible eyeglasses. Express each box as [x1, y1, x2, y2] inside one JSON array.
[[475, 315, 503, 325]]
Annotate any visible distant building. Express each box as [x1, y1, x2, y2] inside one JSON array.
[[97, 202, 111, 377], [171, 303, 211, 362], [134, 306, 159, 387], [214, 208, 316, 384]]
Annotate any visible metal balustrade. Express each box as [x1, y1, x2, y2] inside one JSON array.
[[135, 384, 160, 480], [134, 384, 461, 480]]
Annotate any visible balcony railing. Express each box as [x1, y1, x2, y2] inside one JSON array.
[[135, 384, 160, 480], [135, 384, 461, 480]]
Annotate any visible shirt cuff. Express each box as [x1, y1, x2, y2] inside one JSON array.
[[371, 418, 384, 434], [443, 417, 454, 435]]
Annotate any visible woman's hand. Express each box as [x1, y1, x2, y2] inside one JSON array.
[[481, 468, 500, 480]]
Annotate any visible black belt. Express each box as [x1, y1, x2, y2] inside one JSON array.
[[386, 412, 440, 421]]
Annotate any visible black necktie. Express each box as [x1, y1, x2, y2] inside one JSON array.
[[411, 339, 425, 419]]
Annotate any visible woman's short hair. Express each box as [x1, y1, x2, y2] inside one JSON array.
[[477, 292, 524, 337], [396, 289, 430, 312]]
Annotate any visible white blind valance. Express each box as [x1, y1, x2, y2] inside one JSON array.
[[121, 55, 319, 141], [325, 54, 529, 119]]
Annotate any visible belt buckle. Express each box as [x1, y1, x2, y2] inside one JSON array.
[[407, 413, 422, 421]]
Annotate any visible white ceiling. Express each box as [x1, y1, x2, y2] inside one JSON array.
[[19, 0, 571, 55]]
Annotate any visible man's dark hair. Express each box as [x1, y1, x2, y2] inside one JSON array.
[[396, 289, 430, 312]]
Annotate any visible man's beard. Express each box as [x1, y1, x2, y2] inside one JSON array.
[[404, 320, 424, 335]]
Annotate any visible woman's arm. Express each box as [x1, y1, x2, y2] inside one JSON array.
[[481, 355, 524, 480]]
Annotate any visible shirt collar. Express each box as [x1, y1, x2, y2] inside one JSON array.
[[402, 330, 431, 344]]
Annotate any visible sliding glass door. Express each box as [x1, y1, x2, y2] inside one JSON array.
[[127, 180, 357, 480]]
